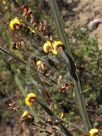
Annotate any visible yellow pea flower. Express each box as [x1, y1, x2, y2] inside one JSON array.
[[52, 40, 64, 53], [43, 41, 52, 53], [43, 40, 64, 55], [52, 40, 64, 50], [9, 17, 22, 30], [25, 92, 36, 106], [89, 128, 99, 136], [51, 40, 63, 55], [22, 111, 30, 119], [36, 60, 44, 70]]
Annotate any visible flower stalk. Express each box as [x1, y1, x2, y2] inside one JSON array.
[[49, 0, 92, 132]]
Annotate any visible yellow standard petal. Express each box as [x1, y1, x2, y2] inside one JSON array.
[[43, 41, 52, 53], [9, 17, 22, 30], [89, 128, 99, 136]]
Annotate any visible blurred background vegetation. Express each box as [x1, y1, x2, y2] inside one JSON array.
[[0, 0, 102, 135]]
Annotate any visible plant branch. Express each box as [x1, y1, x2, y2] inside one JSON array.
[[0, 46, 26, 64], [49, 0, 92, 132]]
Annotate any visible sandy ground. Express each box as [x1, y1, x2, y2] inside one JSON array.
[[63, 0, 102, 49], [74, 0, 102, 49]]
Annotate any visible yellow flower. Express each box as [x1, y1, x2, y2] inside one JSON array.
[[9, 17, 22, 30], [25, 92, 36, 106], [52, 40, 64, 54], [36, 60, 44, 70], [52, 40, 63, 50], [22, 111, 30, 118], [43, 40, 64, 55], [43, 41, 52, 53], [89, 128, 99, 136]]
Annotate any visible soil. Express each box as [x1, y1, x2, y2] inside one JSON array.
[[69, 0, 102, 49], [62, 0, 102, 49]]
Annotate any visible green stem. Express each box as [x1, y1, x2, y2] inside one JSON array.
[[0, 46, 26, 64], [49, 0, 92, 132]]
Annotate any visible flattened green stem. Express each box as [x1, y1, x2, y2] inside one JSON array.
[[48, 0, 72, 57], [0, 46, 26, 64], [49, 0, 92, 131]]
